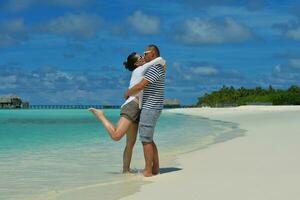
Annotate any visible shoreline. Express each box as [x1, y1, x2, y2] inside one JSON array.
[[22, 109, 244, 200], [13, 109, 242, 200], [121, 105, 300, 200]]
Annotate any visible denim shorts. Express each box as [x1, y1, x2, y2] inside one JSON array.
[[139, 109, 162, 142]]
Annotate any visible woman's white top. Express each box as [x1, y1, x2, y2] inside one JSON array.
[[121, 57, 166, 108]]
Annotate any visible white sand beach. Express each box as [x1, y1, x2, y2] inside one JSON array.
[[121, 106, 300, 200]]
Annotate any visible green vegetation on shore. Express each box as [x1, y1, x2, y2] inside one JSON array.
[[197, 85, 300, 107]]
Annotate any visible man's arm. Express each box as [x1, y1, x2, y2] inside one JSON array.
[[124, 78, 150, 100]]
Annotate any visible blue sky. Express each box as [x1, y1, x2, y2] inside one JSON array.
[[1, 0, 300, 105]]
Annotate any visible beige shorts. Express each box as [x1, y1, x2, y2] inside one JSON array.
[[120, 100, 141, 123]]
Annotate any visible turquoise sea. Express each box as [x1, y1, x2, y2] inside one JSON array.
[[0, 109, 244, 200]]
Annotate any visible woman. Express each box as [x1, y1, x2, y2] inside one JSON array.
[[88, 52, 165, 173]]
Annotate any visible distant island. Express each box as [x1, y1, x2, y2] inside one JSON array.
[[197, 85, 300, 107]]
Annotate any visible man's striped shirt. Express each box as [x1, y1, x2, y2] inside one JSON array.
[[142, 63, 166, 110]]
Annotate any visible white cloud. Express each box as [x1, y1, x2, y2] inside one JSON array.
[[0, 65, 129, 104], [38, 13, 101, 40], [168, 61, 246, 87], [44, 70, 73, 81], [127, 11, 160, 35], [208, 6, 293, 29], [264, 63, 300, 85], [175, 17, 253, 45], [191, 66, 219, 75]]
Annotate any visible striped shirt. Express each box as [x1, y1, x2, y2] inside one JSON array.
[[142, 63, 166, 110]]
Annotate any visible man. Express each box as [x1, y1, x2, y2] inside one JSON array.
[[124, 44, 166, 177]]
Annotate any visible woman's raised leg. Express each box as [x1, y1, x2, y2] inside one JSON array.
[[88, 108, 132, 141]]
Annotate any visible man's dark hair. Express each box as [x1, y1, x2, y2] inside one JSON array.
[[123, 52, 138, 71], [147, 44, 160, 57]]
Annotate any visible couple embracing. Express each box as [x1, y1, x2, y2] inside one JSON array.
[[89, 44, 166, 177]]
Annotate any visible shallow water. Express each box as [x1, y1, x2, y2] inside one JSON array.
[[0, 109, 244, 200]]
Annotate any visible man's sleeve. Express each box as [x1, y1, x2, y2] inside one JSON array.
[[144, 65, 163, 83]]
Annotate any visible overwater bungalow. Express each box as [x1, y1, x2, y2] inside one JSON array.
[[164, 99, 181, 108], [0, 95, 29, 109]]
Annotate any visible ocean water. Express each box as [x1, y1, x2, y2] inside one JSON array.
[[0, 109, 244, 200]]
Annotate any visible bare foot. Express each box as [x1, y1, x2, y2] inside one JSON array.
[[152, 167, 160, 175], [88, 108, 104, 119], [123, 169, 136, 175], [142, 170, 152, 177]]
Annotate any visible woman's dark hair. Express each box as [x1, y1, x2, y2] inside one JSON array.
[[123, 52, 138, 71]]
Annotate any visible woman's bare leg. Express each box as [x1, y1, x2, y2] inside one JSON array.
[[123, 123, 138, 173], [88, 108, 132, 141]]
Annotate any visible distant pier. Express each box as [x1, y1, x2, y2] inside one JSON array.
[[29, 105, 120, 109], [1, 95, 183, 109]]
